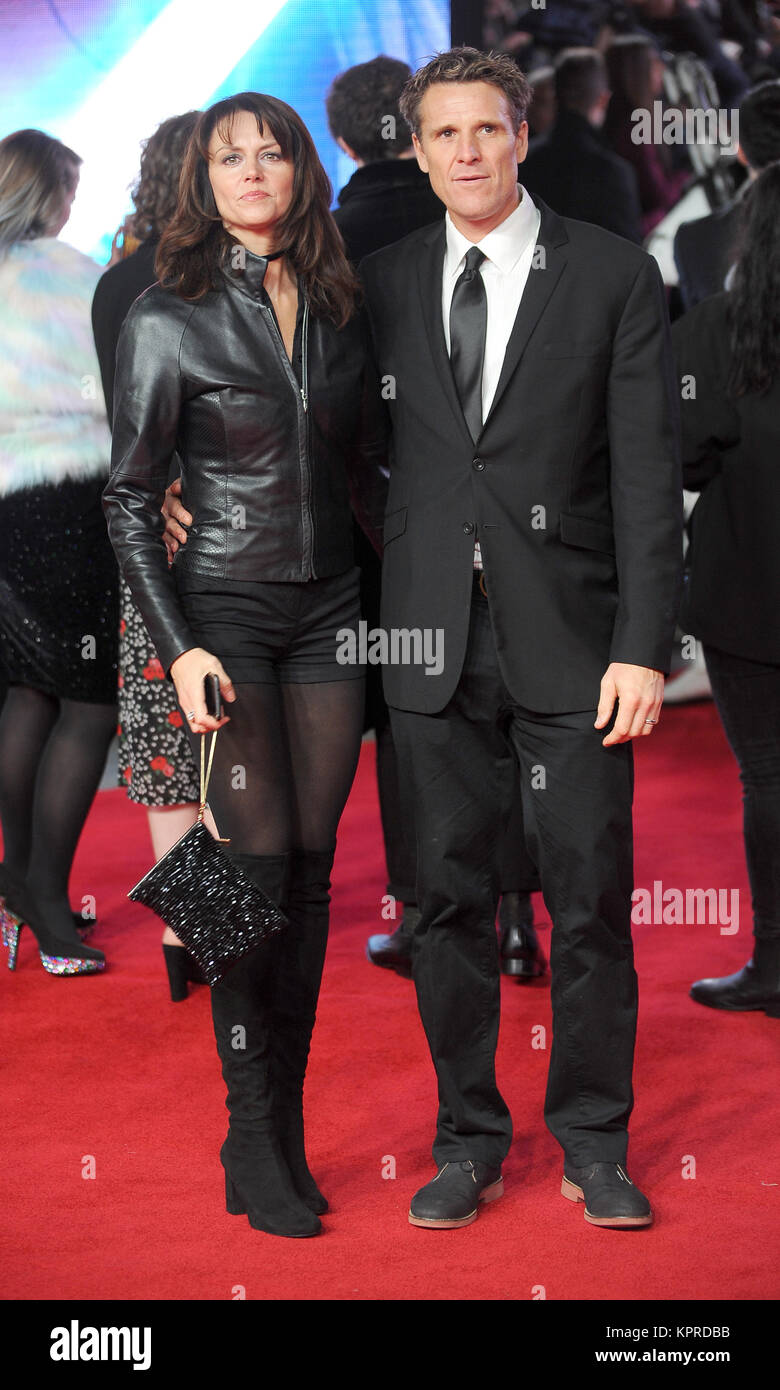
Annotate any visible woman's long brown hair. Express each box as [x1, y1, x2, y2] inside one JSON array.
[[156, 92, 359, 326]]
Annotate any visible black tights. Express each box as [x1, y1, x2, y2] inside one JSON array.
[[185, 679, 365, 856], [0, 685, 116, 926]]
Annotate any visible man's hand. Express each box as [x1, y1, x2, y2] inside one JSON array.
[[162, 477, 192, 563], [595, 663, 664, 746]]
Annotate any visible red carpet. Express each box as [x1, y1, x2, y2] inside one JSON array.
[[2, 703, 778, 1302]]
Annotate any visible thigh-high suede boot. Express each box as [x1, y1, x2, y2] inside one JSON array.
[[271, 846, 335, 1215], [209, 851, 321, 1237]]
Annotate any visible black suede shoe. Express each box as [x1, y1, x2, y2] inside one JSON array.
[[690, 940, 780, 1017], [365, 907, 420, 978], [498, 892, 546, 980], [561, 1162, 652, 1228], [408, 1160, 504, 1228]]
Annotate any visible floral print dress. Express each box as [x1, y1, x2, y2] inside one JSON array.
[[116, 578, 199, 806]]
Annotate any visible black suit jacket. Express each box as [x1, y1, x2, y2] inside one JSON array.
[[673, 200, 742, 311], [333, 159, 444, 731], [522, 110, 643, 245], [672, 291, 780, 663], [333, 159, 443, 265], [360, 201, 683, 715], [91, 240, 159, 418]]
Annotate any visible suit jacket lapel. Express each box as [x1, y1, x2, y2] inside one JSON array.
[[482, 200, 569, 432], [416, 225, 474, 447]]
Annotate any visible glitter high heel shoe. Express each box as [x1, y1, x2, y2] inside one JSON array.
[[0, 865, 96, 943], [0, 869, 105, 976]]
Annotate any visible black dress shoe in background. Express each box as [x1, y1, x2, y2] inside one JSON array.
[[365, 906, 420, 979], [409, 1159, 504, 1228], [498, 891, 547, 980], [690, 937, 780, 1017], [74, 912, 97, 941], [561, 1162, 652, 1228]]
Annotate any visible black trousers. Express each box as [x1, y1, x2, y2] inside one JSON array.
[[375, 715, 540, 904], [360, 517, 540, 903], [390, 584, 637, 1169], [703, 644, 780, 943]]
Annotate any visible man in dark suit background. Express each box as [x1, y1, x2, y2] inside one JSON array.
[[522, 47, 643, 243], [326, 54, 443, 264], [674, 78, 780, 309], [360, 47, 682, 1231]]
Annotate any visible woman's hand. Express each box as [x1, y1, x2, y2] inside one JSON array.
[[170, 648, 236, 733]]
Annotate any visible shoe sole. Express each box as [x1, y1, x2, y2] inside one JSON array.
[[561, 1176, 653, 1228], [690, 990, 780, 1017], [408, 1176, 504, 1228], [501, 959, 547, 980]]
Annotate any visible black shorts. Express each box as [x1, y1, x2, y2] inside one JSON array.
[[174, 566, 364, 685]]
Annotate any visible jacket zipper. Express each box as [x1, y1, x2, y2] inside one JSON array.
[[301, 299, 309, 413], [261, 297, 313, 577]]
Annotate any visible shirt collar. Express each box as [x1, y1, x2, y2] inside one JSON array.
[[444, 185, 537, 280]]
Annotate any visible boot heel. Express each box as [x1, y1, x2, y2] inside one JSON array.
[[0, 910, 21, 971], [561, 1176, 584, 1203], [225, 1174, 246, 1216], [163, 944, 191, 1001], [479, 1176, 504, 1204]]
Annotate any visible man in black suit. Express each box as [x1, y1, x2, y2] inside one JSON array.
[[674, 79, 780, 309], [326, 54, 546, 983], [360, 47, 682, 1230], [522, 47, 643, 243]]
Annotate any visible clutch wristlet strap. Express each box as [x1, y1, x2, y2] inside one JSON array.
[[199, 731, 230, 843]]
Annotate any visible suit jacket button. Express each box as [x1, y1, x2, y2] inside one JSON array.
[[472, 457, 485, 471], [462, 522, 474, 535]]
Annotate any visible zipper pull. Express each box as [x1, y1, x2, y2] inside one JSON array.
[[300, 387, 308, 412]]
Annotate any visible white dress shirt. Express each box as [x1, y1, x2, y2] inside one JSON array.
[[442, 184, 541, 421], [441, 185, 541, 567]]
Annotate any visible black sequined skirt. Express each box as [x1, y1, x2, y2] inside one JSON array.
[[0, 476, 118, 703]]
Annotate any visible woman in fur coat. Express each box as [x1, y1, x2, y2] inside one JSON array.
[[0, 129, 116, 976]]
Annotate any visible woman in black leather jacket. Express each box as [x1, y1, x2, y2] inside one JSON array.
[[103, 93, 388, 1239]]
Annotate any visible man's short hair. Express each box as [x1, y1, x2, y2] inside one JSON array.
[[326, 55, 413, 163], [554, 48, 608, 114], [399, 46, 531, 138], [739, 79, 780, 172]]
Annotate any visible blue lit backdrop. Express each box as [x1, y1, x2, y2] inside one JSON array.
[[1, 0, 449, 259]]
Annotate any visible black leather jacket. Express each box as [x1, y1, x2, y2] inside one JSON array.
[[103, 250, 388, 674]]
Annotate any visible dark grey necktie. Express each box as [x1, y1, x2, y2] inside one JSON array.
[[449, 246, 487, 442]]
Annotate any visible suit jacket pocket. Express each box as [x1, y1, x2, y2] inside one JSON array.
[[383, 505, 407, 545], [559, 511, 616, 555]]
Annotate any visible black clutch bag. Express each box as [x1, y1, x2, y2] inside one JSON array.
[[128, 730, 286, 986]]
